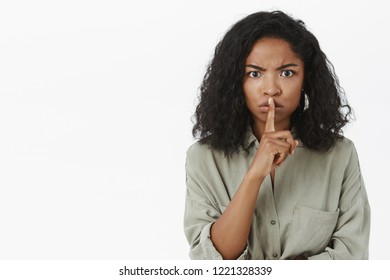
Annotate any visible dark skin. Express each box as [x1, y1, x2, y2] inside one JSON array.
[[210, 38, 306, 260]]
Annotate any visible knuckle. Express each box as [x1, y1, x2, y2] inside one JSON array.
[[264, 142, 272, 149]]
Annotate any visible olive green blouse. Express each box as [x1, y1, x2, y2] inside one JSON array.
[[184, 128, 370, 260]]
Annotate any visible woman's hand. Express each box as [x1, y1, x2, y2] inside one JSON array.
[[248, 98, 299, 179]]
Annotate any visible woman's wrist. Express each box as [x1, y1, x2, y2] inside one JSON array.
[[244, 168, 266, 187]]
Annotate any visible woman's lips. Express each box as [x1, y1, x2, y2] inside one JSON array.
[[259, 101, 283, 112]]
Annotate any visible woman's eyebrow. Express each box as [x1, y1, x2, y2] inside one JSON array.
[[276, 63, 299, 70], [246, 64, 265, 71], [245, 63, 299, 71]]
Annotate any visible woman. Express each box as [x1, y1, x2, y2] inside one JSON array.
[[184, 11, 370, 260]]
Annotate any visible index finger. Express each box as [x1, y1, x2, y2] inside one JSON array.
[[265, 97, 275, 132]]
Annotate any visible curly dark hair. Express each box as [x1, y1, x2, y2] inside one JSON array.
[[192, 10, 352, 156]]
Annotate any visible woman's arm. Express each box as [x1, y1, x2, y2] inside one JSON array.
[[210, 170, 264, 259], [184, 98, 298, 259], [210, 99, 298, 259]]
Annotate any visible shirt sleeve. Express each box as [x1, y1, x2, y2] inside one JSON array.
[[308, 143, 370, 260], [183, 144, 249, 260]]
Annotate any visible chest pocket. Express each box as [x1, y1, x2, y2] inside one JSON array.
[[287, 204, 339, 257]]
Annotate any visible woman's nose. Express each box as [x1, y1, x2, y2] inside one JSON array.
[[264, 88, 281, 96], [263, 78, 281, 96]]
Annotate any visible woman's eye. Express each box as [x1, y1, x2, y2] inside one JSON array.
[[248, 71, 261, 78], [281, 70, 294, 77]]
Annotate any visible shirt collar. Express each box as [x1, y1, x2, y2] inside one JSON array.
[[243, 126, 258, 149]]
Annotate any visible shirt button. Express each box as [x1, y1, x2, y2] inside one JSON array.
[[270, 220, 276, 225], [273, 253, 278, 258]]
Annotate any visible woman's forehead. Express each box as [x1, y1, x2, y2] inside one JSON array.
[[245, 38, 303, 66]]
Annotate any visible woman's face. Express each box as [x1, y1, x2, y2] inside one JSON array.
[[243, 37, 304, 130]]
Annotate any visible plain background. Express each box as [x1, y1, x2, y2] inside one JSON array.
[[0, 0, 389, 259]]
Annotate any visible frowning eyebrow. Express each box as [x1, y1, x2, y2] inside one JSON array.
[[246, 63, 299, 71]]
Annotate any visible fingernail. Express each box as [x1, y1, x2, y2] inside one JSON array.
[[268, 98, 271, 105]]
